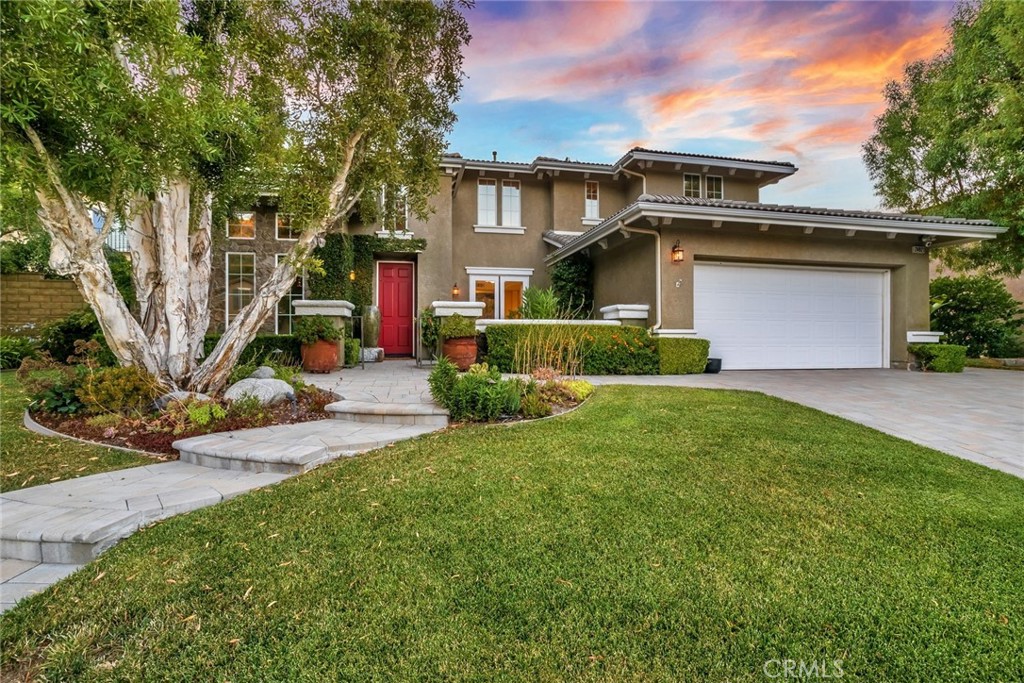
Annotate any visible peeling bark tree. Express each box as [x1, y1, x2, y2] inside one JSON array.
[[2, 0, 470, 392]]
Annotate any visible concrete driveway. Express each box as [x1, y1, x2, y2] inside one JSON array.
[[586, 368, 1024, 479]]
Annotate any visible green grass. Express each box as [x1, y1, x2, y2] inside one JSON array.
[[2, 386, 1022, 681], [0, 372, 149, 492]]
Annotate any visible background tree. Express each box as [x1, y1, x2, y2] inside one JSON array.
[[1, 0, 470, 393], [863, 0, 1023, 276]]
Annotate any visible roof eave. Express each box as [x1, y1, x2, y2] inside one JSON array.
[[545, 201, 1004, 266]]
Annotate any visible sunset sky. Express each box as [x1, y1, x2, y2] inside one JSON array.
[[447, 0, 955, 210]]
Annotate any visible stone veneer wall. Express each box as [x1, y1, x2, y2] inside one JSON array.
[[0, 273, 85, 335]]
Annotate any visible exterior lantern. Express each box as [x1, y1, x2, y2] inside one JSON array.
[[452, 283, 460, 298], [671, 240, 685, 264], [348, 269, 356, 281]]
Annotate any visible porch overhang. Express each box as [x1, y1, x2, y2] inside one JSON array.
[[545, 195, 1004, 265]]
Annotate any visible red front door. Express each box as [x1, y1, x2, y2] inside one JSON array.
[[378, 262, 414, 356]]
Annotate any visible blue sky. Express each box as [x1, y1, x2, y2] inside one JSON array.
[[446, 0, 955, 210]]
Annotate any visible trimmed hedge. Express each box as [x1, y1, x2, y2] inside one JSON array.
[[483, 324, 659, 375], [204, 334, 302, 365], [907, 343, 967, 373], [658, 337, 710, 374]]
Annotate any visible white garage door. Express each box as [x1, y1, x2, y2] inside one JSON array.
[[694, 263, 888, 370]]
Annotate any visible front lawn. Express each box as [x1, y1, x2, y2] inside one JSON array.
[[2, 386, 1021, 680], [0, 372, 150, 493]]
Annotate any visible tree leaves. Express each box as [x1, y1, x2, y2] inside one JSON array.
[[863, 0, 1024, 276]]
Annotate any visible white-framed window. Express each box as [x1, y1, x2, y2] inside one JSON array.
[[275, 212, 299, 240], [477, 179, 497, 225], [706, 175, 724, 200], [225, 252, 256, 327], [683, 174, 701, 198], [275, 254, 305, 335], [467, 267, 532, 319], [501, 180, 521, 227], [227, 211, 256, 239], [584, 181, 600, 219]]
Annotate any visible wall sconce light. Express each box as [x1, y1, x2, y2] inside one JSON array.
[[348, 269, 356, 281], [671, 240, 685, 264], [452, 283, 460, 298]]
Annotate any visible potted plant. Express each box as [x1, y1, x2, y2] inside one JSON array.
[[294, 315, 343, 373], [439, 313, 478, 371]]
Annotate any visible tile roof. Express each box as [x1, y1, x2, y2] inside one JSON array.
[[627, 147, 796, 168], [637, 195, 995, 226]]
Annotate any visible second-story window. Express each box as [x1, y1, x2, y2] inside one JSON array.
[[706, 176, 724, 200], [683, 174, 701, 198], [501, 180, 521, 227], [227, 212, 255, 239], [584, 181, 600, 219], [477, 179, 497, 225], [276, 213, 299, 240]]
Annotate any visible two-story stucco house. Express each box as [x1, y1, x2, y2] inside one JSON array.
[[210, 147, 1002, 370]]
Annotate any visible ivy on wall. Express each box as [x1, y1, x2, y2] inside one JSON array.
[[308, 233, 426, 313], [307, 233, 354, 301], [550, 253, 593, 319]]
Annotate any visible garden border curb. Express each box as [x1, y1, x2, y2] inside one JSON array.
[[22, 410, 168, 459]]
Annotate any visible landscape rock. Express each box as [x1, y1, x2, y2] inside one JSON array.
[[249, 366, 276, 379], [224, 378, 296, 405], [154, 391, 212, 411]]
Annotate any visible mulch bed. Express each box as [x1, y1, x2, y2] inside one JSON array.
[[31, 386, 338, 457]]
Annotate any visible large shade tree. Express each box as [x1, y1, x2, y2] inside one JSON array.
[[1, 0, 470, 392], [863, 0, 1023, 276]]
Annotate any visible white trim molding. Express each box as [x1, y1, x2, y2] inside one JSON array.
[[599, 304, 650, 321], [431, 300, 486, 318], [375, 230, 414, 240], [907, 330, 944, 344], [473, 225, 527, 235], [292, 299, 354, 317], [465, 266, 534, 276]]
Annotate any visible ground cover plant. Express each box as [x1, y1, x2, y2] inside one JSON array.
[[1, 386, 1020, 681], [16, 351, 335, 456], [0, 372, 149, 493]]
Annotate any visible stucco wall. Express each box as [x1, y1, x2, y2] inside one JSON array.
[[408, 175, 454, 307], [642, 170, 760, 202], [592, 222, 932, 366]]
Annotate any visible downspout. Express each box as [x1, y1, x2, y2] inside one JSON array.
[[619, 221, 662, 332], [618, 167, 647, 195]]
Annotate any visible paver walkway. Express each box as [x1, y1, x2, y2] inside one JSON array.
[[1, 361, 441, 612], [586, 368, 1024, 479]]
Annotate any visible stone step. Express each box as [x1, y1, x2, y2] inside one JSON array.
[[325, 400, 449, 427], [0, 463, 289, 564], [173, 420, 440, 474]]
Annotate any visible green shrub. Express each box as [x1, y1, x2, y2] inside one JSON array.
[[345, 339, 361, 366], [930, 276, 1024, 357], [429, 356, 520, 422], [227, 395, 265, 420], [204, 334, 302, 366], [484, 324, 659, 375], [19, 359, 88, 415], [0, 336, 36, 369], [428, 356, 459, 408], [515, 287, 560, 319], [77, 366, 162, 415], [520, 392, 552, 419], [420, 308, 439, 357], [447, 374, 521, 422], [563, 379, 595, 402], [85, 412, 124, 429], [186, 401, 227, 427], [907, 344, 967, 373], [550, 253, 593, 318], [293, 315, 343, 345], [439, 314, 477, 339], [466, 362, 500, 380], [658, 338, 711, 374], [38, 309, 110, 365]]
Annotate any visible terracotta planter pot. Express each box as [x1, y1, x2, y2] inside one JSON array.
[[442, 336, 478, 371], [301, 339, 339, 373]]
